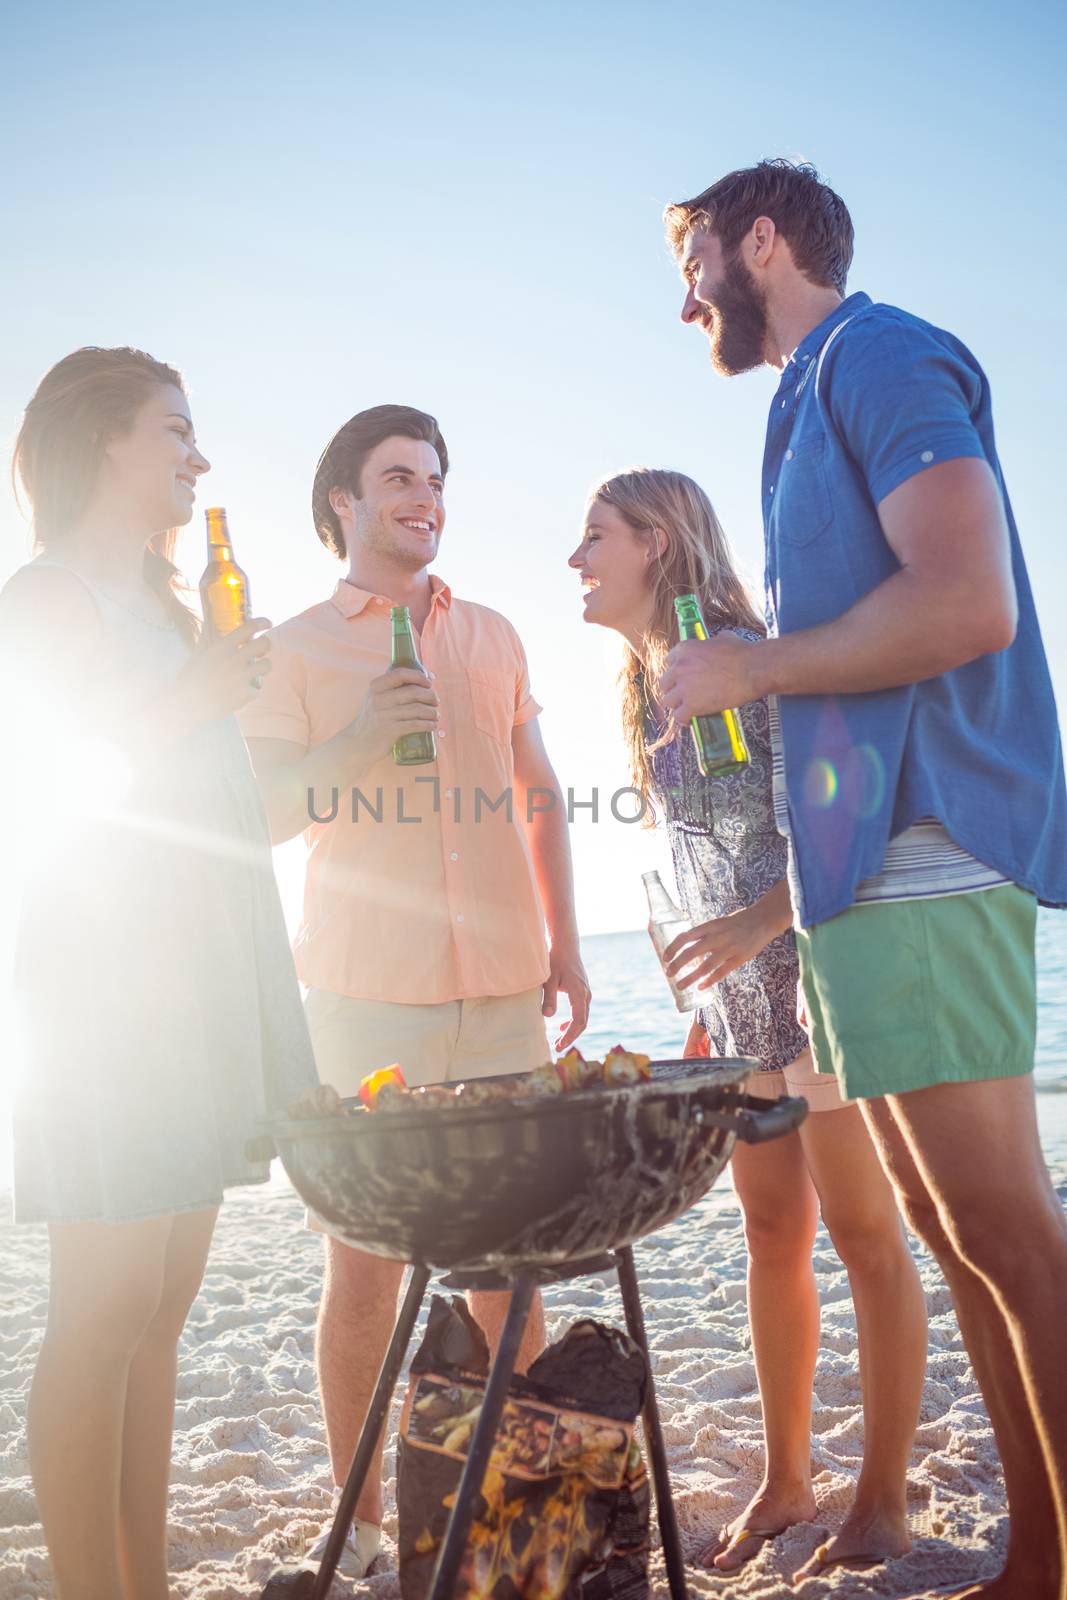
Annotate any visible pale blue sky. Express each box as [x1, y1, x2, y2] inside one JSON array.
[[2, 0, 1065, 942]]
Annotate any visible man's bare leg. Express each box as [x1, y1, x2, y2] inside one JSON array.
[[316, 1241, 547, 1529], [316, 1240, 405, 1526], [865, 1086, 1066, 1600], [468, 1288, 546, 1374]]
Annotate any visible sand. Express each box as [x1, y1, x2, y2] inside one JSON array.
[[2, 1160, 1064, 1600]]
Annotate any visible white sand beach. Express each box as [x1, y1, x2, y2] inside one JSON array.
[[4, 1143, 1065, 1600]]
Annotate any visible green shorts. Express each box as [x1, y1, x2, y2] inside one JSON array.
[[795, 883, 1037, 1101]]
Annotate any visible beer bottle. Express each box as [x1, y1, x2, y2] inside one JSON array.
[[673, 594, 750, 777], [390, 605, 436, 766], [199, 507, 251, 637]]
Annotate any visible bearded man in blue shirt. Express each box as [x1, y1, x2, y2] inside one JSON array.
[[660, 159, 1067, 1600]]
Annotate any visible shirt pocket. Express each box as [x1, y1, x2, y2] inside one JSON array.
[[466, 666, 515, 748], [774, 435, 833, 547]]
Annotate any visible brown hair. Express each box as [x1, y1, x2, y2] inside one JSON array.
[[312, 404, 449, 559], [13, 346, 199, 640], [664, 159, 854, 294], [589, 468, 764, 820]]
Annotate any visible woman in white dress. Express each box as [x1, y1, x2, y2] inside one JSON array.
[[1, 346, 318, 1600]]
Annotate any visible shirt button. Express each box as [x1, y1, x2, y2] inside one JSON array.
[[455, 913, 465, 924], [438, 728, 446, 737], [785, 448, 794, 460], [429, 671, 436, 680], [450, 850, 459, 861], [444, 788, 453, 799], [769, 485, 775, 494], [921, 450, 934, 463]]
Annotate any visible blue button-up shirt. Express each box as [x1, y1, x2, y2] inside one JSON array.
[[764, 291, 1067, 927]]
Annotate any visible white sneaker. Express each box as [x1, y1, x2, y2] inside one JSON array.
[[300, 1516, 382, 1581]]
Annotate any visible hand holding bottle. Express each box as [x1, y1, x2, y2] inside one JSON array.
[[663, 902, 772, 992], [642, 869, 702, 1013], [345, 667, 439, 766], [169, 617, 273, 727], [664, 879, 793, 993]]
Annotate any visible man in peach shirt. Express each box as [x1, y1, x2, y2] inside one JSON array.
[[240, 403, 590, 1579]]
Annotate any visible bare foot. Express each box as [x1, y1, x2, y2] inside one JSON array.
[[792, 1507, 911, 1584], [700, 1481, 818, 1574]]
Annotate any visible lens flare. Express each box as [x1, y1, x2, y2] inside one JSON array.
[[848, 743, 886, 820], [804, 758, 839, 809]]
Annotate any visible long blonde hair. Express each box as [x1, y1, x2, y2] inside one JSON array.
[[590, 467, 764, 815]]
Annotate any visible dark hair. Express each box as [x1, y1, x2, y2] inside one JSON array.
[[13, 345, 199, 641], [312, 404, 449, 559], [664, 159, 854, 294]]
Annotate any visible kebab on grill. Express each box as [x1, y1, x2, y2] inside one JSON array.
[[348, 1045, 652, 1113]]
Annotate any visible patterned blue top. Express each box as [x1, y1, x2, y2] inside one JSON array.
[[649, 629, 807, 1072]]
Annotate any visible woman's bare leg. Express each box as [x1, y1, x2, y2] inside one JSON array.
[[709, 1130, 821, 1570], [27, 1217, 171, 1600], [793, 1102, 927, 1579], [118, 1208, 218, 1600]]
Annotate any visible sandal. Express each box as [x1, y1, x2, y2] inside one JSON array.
[[705, 1526, 780, 1572], [800, 1541, 887, 1577]]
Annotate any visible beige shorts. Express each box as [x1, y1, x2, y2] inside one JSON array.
[[303, 985, 550, 1241], [744, 1046, 848, 1115], [304, 985, 551, 1094]]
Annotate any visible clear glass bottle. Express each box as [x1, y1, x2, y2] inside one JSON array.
[[199, 507, 251, 636], [642, 869, 702, 1013]]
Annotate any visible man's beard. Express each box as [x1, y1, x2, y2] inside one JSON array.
[[702, 249, 768, 376]]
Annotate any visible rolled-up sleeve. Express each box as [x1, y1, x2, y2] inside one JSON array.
[[510, 629, 542, 727], [824, 318, 988, 506]]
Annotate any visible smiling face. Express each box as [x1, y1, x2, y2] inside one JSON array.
[[100, 382, 210, 530], [679, 225, 769, 376], [334, 434, 445, 573], [568, 499, 659, 637]]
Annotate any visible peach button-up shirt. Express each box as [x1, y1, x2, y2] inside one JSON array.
[[238, 577, 550, 1005]]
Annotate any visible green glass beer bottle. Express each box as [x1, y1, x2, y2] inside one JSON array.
[[673, 593, 750, 777], [199, 507, 251, 637], [390, 605, 436, 766]]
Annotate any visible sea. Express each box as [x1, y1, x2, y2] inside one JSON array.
[[2, 913, 1066, 1196]]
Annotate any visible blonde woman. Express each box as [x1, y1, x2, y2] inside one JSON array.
[[569, 468, 927, 1579]]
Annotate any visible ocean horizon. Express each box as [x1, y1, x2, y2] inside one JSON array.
[[3, 913, 1066, 1196]]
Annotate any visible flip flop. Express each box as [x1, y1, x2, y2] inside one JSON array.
[[800, 1541, 887, 1576], [706, 1526, 780, 1572]]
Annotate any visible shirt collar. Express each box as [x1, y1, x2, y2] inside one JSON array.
[[330, 573, 452, 619], [786, 290, 872, 377]]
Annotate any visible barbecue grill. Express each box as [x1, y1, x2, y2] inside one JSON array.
[[258, 1058, 807, 1600]]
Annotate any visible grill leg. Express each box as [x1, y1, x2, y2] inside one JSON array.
[[427, 1270, 537, 1600], [615, 1245, 688, 1600], [308, 1263, 432, 1600]]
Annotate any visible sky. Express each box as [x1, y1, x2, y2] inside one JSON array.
[[1, 0, 1065, 957]]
